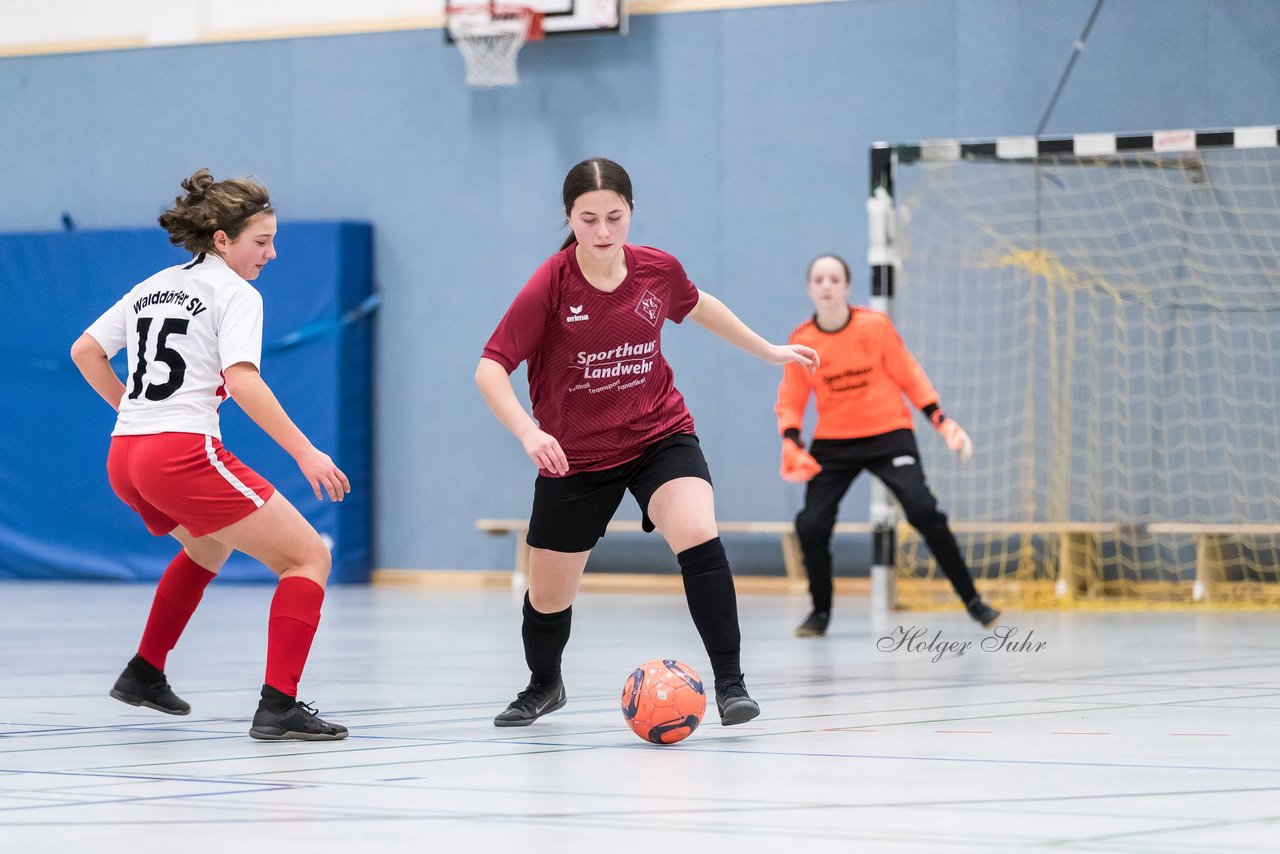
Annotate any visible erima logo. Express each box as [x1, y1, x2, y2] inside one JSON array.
[[566, 304, 589, 323], [892, 455, 916, 467]]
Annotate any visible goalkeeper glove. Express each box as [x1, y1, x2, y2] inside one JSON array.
[[780, 432, 822, 482], [929, 409, 973, 462]]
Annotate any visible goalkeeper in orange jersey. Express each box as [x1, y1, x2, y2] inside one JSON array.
[[775, 254, 1000, 636]]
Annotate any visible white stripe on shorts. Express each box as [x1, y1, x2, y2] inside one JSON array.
[[204, 435, 266, 508]]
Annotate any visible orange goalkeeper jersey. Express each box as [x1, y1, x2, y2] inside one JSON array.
[[776, 306, 939, 440]]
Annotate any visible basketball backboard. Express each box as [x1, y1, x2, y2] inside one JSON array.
[[445, 0, 626, 40]]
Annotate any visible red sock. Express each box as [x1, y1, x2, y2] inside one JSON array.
[[137, 551, 217, 671], [264, 576, 325, 697]]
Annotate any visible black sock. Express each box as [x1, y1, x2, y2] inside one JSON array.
[[522, 592, 571, 685], [676, 537, 742, 690]]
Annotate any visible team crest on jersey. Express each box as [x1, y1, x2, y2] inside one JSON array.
[[635, 290, 662, 326]]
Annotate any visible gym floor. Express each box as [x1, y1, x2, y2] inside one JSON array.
[[2, 582, 1276, 851]]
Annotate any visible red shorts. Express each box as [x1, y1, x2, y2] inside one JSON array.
[[107, 433, 276, 538]]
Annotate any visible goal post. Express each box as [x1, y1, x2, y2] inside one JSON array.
[[868, 127, 1280, 611]]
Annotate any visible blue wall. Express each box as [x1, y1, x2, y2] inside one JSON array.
[[0, 225, 374, 582], [1, 0, 1277, 573]]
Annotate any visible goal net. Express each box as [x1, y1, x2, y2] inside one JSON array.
[[880, 130, 1280, 610]]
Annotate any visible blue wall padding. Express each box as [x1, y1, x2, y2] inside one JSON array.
[[0, 223, 374, 583]]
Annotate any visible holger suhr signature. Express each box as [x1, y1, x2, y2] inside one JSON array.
[[877, 625, 1047, 663]]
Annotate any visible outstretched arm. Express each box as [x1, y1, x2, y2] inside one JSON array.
[[475, 357, 569, 475], [687, 291, 818, 371], [223, 362, 350, 501], [879, 317, 972, 461]]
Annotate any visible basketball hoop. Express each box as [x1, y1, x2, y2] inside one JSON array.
[[446, 4, 544, 88]]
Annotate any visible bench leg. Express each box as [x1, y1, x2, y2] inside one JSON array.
[[1193, 534, 1224, 602], [781, 532, 806, 583], [1055, 532, 1095, 601], [513, 539, 531, 592]]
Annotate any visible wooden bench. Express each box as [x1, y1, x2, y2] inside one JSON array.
[[476, 517, 872, 587], [1131, 523, 1280, 602], [920, 521, 1280, 603], [478, 518, 1280, 602]]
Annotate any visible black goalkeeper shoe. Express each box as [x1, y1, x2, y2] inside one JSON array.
[[966, 596, 1002, 629], [795, 610, 830, 637], [249, 685, 348, 741], [493, 679, 566, 727], [110, 654, 190, 716], [715, 677, 761, 726]]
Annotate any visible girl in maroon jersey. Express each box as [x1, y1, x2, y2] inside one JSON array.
[[476, 157, 818, 727]]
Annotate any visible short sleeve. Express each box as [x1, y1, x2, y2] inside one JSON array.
[[663, 254, 699, 323], [482, 260, 555, 373], [84, 297, 129, 358], [217, 285, 264, 371]]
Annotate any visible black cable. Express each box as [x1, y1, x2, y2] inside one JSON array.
[[1036, 0, 1108, 136], [1034, 0, 1108, 249]]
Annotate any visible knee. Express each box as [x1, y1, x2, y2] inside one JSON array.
[[186, 541, 232, 571], [654, 510, 718, 554], [903, 500, 946, 530], [795, 510, 831, 543], [312, 539, 332, 582], [288, 533, 331, 585], [527, 589, 572, 614], [679, 522, 720, 550]]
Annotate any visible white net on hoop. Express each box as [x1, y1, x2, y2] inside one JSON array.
[[447, 7, 535, 88]]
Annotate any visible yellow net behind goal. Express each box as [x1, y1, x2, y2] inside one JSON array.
[[890, 147, 1280, 611]]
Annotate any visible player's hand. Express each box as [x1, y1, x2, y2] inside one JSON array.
[[296, 446, 351, 501], [781, 439, 823, 482], [935, 418, 973, 462], [521, 428, 569, 476], [769, 344, 820, 373]]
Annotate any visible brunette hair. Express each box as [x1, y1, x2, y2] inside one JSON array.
[[559, 158, 634, 251], [807, 253, 852, 284], [158, 168, 272, 254]]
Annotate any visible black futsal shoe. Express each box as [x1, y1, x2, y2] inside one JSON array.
[[110, 654, 190, 716], [715, 677, 761, 726], [493, 679, 567, 727], [795, 610, 831, 637], [966, 596, 1002, 629], [249, 685, 348, 741]]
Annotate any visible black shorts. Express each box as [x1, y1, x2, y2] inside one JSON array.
[[527, 433, 712, 553]]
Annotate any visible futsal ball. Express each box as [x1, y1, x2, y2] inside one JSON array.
[[621, 659, 706, 745]]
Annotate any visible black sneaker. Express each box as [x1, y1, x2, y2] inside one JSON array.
[[493, 679, 566, 727], [715, 678, 761, 726], [110, 654, 190, 716], [795, 610, 830, 637], [966, 596, 1002, 629], [249, 686, 348, 741]]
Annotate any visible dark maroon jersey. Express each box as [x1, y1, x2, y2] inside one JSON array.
[[482, 244, 700, 474]]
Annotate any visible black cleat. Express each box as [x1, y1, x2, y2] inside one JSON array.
[[110, 654, 190, 716], [249, 686, 347, 741], [493, 679, 566, 727], [795, 610, 830, 637], [715, 678, 761, 726], [966, 596, 1002, 629]]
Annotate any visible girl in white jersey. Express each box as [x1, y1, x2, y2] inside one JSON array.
[[71, 169, 349, 741]]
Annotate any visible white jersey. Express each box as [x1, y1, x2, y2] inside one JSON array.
[[85, 252, 263, 438]]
